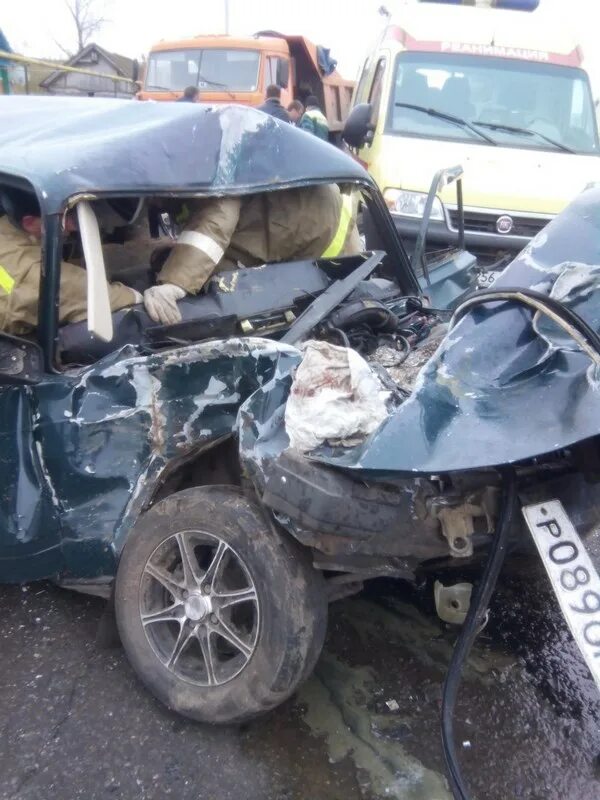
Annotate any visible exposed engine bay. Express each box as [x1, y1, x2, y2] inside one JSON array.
[[316, 293, 447, 396]]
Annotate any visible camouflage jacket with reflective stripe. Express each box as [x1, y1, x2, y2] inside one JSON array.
[[0, 216, 135, 335], [159, 184, 360, 294]]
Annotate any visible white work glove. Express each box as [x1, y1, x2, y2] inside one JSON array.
[[143, 283, 186, 325]]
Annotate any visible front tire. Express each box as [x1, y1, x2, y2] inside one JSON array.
[[115, 486, 327, 724]]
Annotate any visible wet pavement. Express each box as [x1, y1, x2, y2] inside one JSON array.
[[1, 552, 600, 800]]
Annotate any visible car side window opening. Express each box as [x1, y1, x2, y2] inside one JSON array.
[[265, 56, 289, 89]]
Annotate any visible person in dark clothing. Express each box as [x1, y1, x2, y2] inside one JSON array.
[[257, 84, 290, 123], [177, 86, 200, 102]]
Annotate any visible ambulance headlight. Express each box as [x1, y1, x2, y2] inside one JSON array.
[[383, 188, 444, 220]]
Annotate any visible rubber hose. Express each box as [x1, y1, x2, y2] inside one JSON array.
[[441, 468, 518, 800]]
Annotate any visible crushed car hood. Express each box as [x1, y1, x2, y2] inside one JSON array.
[[312, 188, 600, 476], [239, 188, 600, 479]]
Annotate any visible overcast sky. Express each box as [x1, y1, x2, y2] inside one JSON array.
[[2, 0, 599, 83]]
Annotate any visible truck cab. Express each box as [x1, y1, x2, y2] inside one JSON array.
[[137, 33, 355, 140]]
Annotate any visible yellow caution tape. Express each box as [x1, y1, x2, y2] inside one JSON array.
[[321, 193, 354, 259], [0, 266, 14, 295]]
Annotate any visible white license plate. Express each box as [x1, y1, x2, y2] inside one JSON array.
[[522, 499, 600, 690]]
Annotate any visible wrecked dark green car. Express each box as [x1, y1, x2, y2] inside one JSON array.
[[0, 96, 452, 723], [3, 95, 600, 742]]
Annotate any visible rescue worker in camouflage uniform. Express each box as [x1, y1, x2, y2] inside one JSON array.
[[144, 183, 361, 326], [0, 188, 140, 335]]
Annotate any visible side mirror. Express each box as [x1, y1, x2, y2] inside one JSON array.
[[76, 201, 114, 342], [277, 58, 289, 89], [0, 333, 43, 386], [342, 103, 374, 148]]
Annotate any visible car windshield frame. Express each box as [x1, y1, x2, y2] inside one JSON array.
[[385, 51, 600, 156], [146, 47, 261, 92]]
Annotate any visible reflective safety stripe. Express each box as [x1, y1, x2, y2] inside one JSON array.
[[177, 231, 224, 264], [0, 266, 15, 295], [321, 193, 354, 259]]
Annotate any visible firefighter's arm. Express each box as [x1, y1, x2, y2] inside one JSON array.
[[143, 196, 242, 326], [157, 196, 242, 294]]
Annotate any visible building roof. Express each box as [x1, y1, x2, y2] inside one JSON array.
[[0, 95, 371, 213], [40, 43, 135, 89]]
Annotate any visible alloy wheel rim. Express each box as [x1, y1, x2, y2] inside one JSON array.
[[139, 530, 260, 687]]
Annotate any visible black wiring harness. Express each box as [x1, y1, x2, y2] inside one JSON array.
[[319, 295, 441, 364]]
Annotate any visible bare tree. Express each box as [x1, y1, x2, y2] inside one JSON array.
[[55, 0, 109, 57]]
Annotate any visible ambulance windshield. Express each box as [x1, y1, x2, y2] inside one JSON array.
[[388, 52, 599, 155]]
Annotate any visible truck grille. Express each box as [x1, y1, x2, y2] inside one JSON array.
[[448, 209, 549, 238]]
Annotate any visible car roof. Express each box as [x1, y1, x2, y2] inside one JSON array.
[[0, 96, 372, 213]]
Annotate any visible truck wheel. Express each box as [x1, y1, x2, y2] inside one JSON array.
[[115, 486, 327, 724]]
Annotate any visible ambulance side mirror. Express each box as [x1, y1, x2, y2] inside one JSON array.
[[343, 103, 374, 148], [76, 201, 114, 342]]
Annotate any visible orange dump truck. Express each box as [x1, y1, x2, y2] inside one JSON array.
[[137, 32, 355, 139]]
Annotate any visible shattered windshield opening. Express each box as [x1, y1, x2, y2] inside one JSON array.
[[54, 184, 402, 366], [387, 52, 599, 155], [146, 48, 261, 92]]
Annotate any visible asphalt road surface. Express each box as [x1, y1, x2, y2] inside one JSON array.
[[1, 550, 600, 800]]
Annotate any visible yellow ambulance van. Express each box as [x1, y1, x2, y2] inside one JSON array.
[[344, 0, 600, 260]]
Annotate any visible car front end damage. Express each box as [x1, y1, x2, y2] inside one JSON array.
[[238, 186, 600, 595], [235, 186, 600, 787]]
